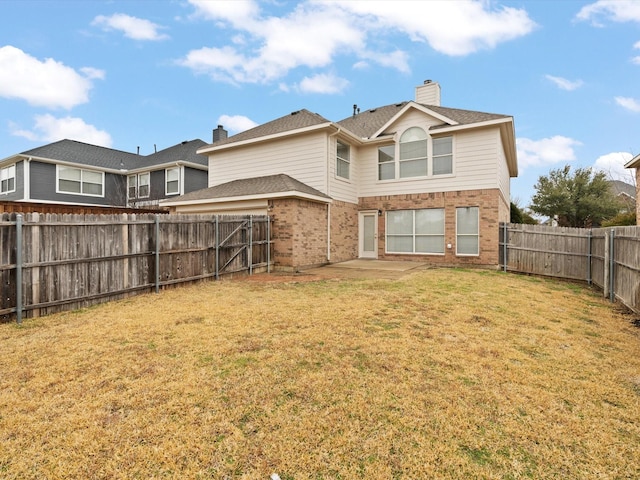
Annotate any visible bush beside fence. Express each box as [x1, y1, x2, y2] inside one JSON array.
[[0, 213, 271, 323]]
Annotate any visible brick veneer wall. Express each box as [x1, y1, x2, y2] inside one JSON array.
[[329, 200, 359, 263], [359, 188, 503, 266], [270, 198, 329, 271]]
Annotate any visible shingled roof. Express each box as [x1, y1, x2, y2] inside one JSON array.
[[16, 138, 208, 171], [207, 109, 332, 148], [162, 173, 331, 204], [336, 102, 511, 139]]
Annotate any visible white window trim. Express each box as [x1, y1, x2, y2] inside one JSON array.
[[127, 174, 137, 200], [137, 172, 150, 198], [456, 206, 480, 256], [165, 167, 181, 196], [56, 165, 105, 198], [336, 140, 351, 181], [0, 164, 16, 195], [376, 130, 455, 182], [385, 208, 445, 256]]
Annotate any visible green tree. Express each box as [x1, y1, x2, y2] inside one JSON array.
[[510, 201, 538, 224], [530, 165, 621, 227]]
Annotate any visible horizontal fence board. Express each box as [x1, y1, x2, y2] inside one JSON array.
[[1, 213, 271, 322], [501, 223, 640, 314]]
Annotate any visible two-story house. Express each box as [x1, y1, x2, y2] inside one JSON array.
[[162, 81, 518, 270], [0, 138, 209, 209]]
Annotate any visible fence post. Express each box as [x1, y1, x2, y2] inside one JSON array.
[[215, 215, 219, 280], [15, 214, 23, 324], [502, 223, 508, 272], [249, 215, 253, 275], [587, 229, 592, 286], [155, 214, 160, 293], [604, 229, 610, 300], [609, 228, 615, 302]]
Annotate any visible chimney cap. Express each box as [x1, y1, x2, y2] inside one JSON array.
[[424, 79, 432, 84]]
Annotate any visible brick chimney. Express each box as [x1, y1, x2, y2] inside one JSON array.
[[213, 125, 228, 143], [415, 80, 441, 106]]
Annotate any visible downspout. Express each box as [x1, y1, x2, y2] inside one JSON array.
[[24, 157, 32, 200], [327, 126, 341, 263]]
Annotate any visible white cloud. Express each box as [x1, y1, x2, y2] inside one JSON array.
[[576, 1, 640, 26], [217, 114, 258, 134], [181, 0, 535, 85], [297, 73, 349, 94], [615, 96, 640, 112], [92, 13, 169, 41], [11, 114, 112, 147], [0, 46, 101, 109], [545, 74, 584, 91], [330, 0, 537, 56], [516, 136, 582, 169], [593, 151, 634, 182]]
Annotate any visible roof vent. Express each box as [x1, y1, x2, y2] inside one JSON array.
[[291, 110, 299, 115], [181, 140, 188, 145]]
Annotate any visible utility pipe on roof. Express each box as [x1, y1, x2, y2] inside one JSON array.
[[327, 126, 342, 263]]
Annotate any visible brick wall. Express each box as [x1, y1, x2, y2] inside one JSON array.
[[270, 198, 329, 271], [329, 200, 359, 263], [359, 188, 503, 267]]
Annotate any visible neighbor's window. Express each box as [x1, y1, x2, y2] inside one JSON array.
[[456, 206, 479, 255], [432, 136, 453, 175], [386, 208, 445, 254], [128, 175, 137, 199], [336, 141, 350, 180], [378, 145, 395, 181], [166, 167, 180, 195], [399, 127, 428, 178], [58, 166, 103, 196], [138, 172, 150, 198], [1, 164, 16, 194]]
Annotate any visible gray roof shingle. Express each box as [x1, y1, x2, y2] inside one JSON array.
[[20, 138, 208, 171], [204, 109, 332, 148], [336, 102, 511, 138], [164, 173, 331, 203]]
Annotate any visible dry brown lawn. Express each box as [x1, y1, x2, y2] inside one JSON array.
[[1, 268, 639, 479]]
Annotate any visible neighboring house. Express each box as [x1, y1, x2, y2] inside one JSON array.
[[0, 139, 209, 208], [162, 80, 518, 270], [608, 179, 636, 214], [623, 154, 640, 222]]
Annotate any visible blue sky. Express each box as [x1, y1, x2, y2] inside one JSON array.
[[1, 0, 639, 206]]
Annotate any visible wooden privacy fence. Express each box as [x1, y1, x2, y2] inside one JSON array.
[[0, 213, 271, 323], [500, 223, 640, 314]]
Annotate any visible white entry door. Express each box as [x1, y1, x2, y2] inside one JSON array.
[[359, 211, 378, 259]]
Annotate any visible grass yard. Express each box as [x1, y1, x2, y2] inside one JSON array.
[[1, 268, 639, 479]]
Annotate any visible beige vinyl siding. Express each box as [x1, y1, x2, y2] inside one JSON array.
[[328, 136, 358, 204], [208, 132, 328, 194], [358, 125, 502, 197]]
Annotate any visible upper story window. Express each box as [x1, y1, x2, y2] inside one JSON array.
[[378, 145, 395, 181], [128, 172, 150, 199], [1, 165, 16, 194], [166, 167, 180, 195], [57, 166, 103, 197], [399, 127, 428, 178], [433, 136, 453, 175], [336, 141, 350, 180], [378, 130, 453, 181]]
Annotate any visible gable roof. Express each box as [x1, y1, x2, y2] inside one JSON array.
[[200, 109, 332, 152], [161, 173, 331, 206], [5, 138, 208, 172], [608, 179, 636, 199], [336, 101, 511, 139]]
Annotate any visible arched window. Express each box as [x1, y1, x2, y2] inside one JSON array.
[[399, 127, 427, 178]]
